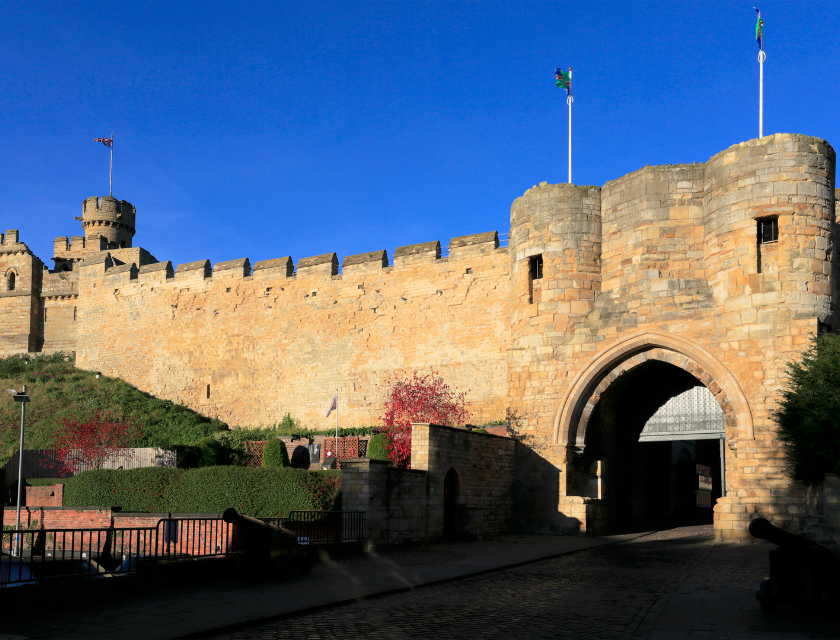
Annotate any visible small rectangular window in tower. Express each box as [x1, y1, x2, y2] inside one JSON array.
[[759, 218, 778, 244], [529, 255, 544, 280], [757, 218, 779, 274], [73, 307, 77, 321], [528, 255, 543, 304], [44, 307, 47, 322], [206, 384, 211, 399]]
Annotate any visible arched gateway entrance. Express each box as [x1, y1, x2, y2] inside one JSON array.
[[554, 332, 752, 534]]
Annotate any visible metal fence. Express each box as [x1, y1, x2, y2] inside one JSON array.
[[1, 511, 364, 586], [264, 510, 364, 545]]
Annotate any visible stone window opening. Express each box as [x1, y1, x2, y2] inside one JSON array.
[[73, 307, 77, 321], [757, 217, 779, 274], [6, 271, 15, 291], [44, 307, 47, 322], [528, 255, 543, 304], [206, 384, 211, 399]]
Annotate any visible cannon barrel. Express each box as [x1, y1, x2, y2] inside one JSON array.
[[223, 507, 284, 534], [748, 517, 815, 551]]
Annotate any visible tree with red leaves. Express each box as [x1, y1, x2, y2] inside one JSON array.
[[379, 370, 470, 469], [53, 413, 144, 476]]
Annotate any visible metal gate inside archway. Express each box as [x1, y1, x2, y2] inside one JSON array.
[[568, 360, 727, 534]]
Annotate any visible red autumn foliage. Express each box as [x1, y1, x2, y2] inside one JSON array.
[[379, 370, 470, 469], [52, 413, 144, 476]]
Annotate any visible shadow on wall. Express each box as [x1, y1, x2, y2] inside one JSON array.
[[512, 441, 580, 534]]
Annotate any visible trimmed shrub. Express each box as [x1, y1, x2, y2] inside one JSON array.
[[61, 466, 341, 516], [196, 436, 225, 467], [263, 439, 290, 468], [366, 433, 389, 460]]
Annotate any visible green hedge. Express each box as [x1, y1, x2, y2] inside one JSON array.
[[366, 433, 389, 460], [263, 439, 290, 468], [60, 466, 341, 516]]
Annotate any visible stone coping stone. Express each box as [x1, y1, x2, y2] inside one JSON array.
[[177, 259, 211, 275], [343, 250, 388, 268], [298, 253, 338, 269], [253, 257, 294, 276], [394, 241, 441, 259], [138, 261, 174, 277], [214, 257, 251, 273], [449, 231, 499, 250]]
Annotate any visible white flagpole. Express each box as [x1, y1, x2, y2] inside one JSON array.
[[567, 68, 573, 184], [758, 50, 765, 138], [335, 388, 338, 441], [109, 131, 114, 196]]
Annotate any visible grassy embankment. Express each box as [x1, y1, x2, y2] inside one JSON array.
[[0, 352, 378, 467]]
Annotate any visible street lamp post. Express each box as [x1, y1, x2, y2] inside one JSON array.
[[6, 385, 30, 556]]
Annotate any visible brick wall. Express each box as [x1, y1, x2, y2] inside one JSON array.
[[25, 484, 63, 507]]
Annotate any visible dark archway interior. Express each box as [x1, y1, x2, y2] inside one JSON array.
[[572, 360, 724, 534]]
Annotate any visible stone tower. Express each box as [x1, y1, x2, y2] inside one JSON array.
[[81, 195, 136, 250], [507, 182, 602, 444]]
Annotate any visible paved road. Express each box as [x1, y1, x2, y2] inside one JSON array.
[[211, 526, 839, 640]]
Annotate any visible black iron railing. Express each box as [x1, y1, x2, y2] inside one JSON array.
[[263, 510, 364, 544], [1, 511, 363, 585]]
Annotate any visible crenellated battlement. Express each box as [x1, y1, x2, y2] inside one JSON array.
[[81, 195, 136, 250], [4, 132, 837, 544]]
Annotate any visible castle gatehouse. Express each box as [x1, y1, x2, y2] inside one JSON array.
[[2, 134, 836, 541]]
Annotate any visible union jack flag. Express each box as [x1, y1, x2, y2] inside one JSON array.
[[94, 137, 113, 148]]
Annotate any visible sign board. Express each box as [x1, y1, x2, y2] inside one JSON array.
[[696, 464, 711, 477], [698, 475, 713, 491]]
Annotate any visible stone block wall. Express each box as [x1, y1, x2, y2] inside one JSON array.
[[75, 234, 510, 429], [412, 423, 515, 535], [342, 458, 436, 544], [342, 423, 516, 543], [0, 234, 42, 355]]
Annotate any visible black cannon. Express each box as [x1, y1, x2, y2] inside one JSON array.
[[749, 517, 838, 612], [222, 508, 299, 574]]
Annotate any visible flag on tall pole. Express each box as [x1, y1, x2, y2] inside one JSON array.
[[754, 9, 765, 138], [94, 133, 114, 195], [555, 67, 573, 184], [326, 390, 338, 441]]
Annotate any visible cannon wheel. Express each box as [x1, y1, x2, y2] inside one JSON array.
[[757, 578, 777, 613]]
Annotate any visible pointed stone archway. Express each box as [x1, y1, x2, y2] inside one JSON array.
[[554, 330, 753, 452]]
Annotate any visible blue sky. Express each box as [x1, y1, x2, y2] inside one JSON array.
[[1, 1, 837, 269]]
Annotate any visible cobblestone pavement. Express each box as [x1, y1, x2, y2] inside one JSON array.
[[212, 525, 835, 640]]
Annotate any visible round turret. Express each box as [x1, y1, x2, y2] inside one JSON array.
[[703, 134, 835, 325], [82, 196, 136, 250], [509, 182, 602, 344]]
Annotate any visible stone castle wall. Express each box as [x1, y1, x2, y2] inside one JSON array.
[[1, 133, 836, 541], [75, 235, 511, 429]]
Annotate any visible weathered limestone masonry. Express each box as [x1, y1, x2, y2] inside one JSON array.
[[508, 135, 836, 540], [1, 134, 836, 541], [0, 195, 155, 355], [74, 233, 510, 428], [342, 423, 515, 543]]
